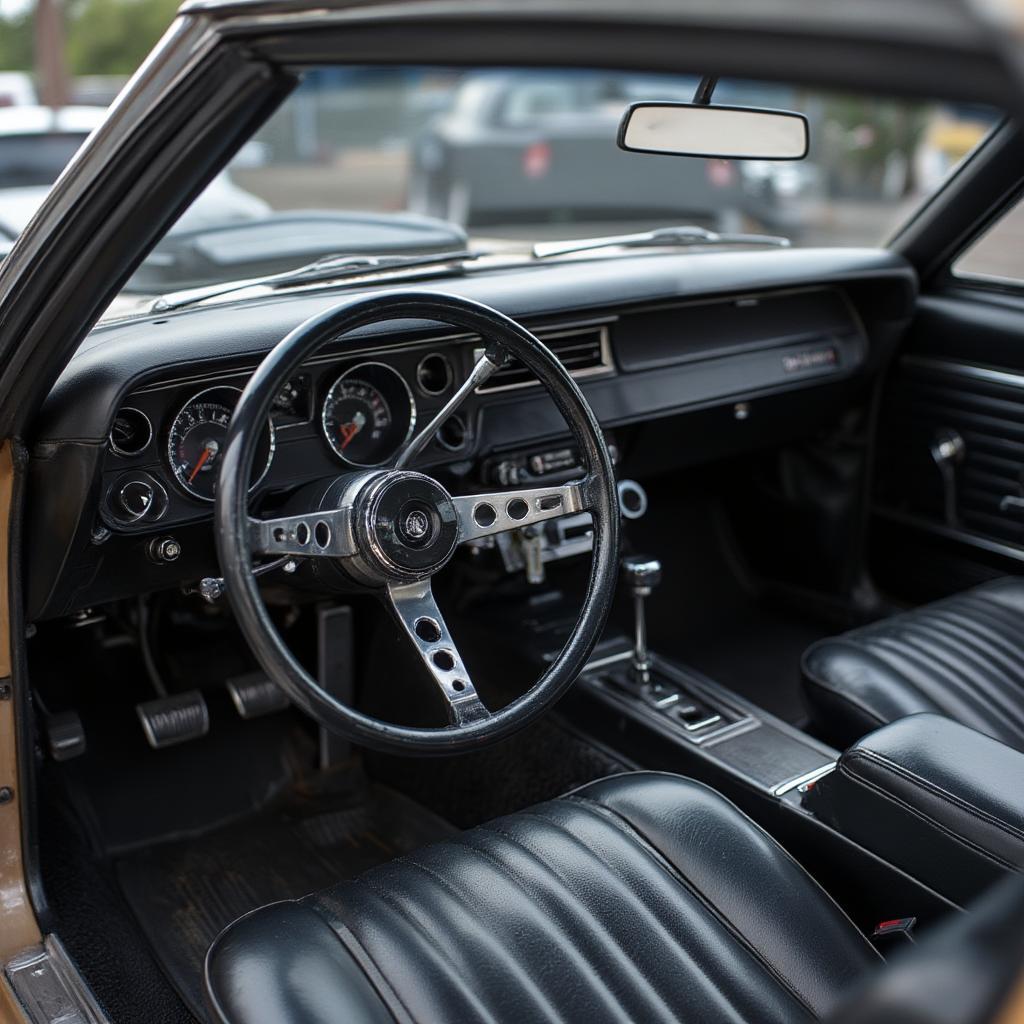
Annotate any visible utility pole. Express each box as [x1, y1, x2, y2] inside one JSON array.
[[35, 0, 70, 108]]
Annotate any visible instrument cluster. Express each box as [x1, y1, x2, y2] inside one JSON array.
[[100, 349, 459, 533]]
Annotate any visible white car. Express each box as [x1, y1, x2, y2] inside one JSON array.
[[0, 72, 36, 109], [0, 105, 270, 240]]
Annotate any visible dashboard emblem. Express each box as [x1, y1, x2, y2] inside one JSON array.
[[403, 509, 429, 540]]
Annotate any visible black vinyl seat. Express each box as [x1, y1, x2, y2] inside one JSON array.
[[205, 772, 882, 1024], [801, 577, 1024, 751]]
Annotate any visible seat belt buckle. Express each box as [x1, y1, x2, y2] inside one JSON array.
[[873, 916, 917, 951]]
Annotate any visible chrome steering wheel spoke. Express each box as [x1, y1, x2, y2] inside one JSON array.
[[249, 507, 354, 558], [387, 579, 490, 727], [394, 345, 507, 469], [453, 478, 589, 544]]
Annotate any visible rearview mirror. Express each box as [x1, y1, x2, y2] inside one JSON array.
[[618, 102, 809, 161]]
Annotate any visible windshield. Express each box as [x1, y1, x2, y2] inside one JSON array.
[[109, 66, 999, 304]]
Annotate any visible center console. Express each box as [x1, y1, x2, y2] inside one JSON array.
[[804, 713, 1024, 906], [575, 552, 837, 797]]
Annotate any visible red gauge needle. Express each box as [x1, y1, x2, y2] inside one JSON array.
[[188, 443, 214, 483], [339, 420, 361, 450]]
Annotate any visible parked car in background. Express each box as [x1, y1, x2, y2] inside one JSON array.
[[407, 70, 810, 233], [0, 72, 36, 109], [408, 71, 747, 230], [0, 105, 271, 239]]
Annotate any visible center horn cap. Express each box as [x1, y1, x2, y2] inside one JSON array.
[[358, 471, 459, 580]]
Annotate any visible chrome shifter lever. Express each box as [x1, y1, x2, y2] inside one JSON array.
[[620, 555, 661, 684]]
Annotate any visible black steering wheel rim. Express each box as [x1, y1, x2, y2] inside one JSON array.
[[215, 291, 619, 755]]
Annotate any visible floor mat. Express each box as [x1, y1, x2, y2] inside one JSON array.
[[116, 775, 454, 1020]]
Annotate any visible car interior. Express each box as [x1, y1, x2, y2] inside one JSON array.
[[4, 3, 1024, 1023]]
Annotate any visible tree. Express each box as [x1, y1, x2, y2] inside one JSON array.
[[65, 0, 179, 75], [0, 11, 35, 70]]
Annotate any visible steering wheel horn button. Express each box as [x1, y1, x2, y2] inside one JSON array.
[[360, 471, 459, 580]]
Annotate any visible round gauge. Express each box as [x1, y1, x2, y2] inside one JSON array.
[[109, 408, 153, 457], [167, 386, 275, 501], [322, 362, 415, 467]]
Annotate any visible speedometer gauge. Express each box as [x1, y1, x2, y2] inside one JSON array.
[[322, 362, 415, 466], [167, 386, 275, 501]]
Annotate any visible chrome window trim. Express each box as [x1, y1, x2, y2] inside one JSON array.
[[901, 354, 1024, 390]]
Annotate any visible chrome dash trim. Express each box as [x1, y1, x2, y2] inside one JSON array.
[[474, 321, 616, 393], [902, 354, 1024, 391]]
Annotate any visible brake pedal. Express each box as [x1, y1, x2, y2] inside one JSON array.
[[136, 690, 209, 749], [226, 671, 289, 720]]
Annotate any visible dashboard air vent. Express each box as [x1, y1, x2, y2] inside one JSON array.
[[476, 324, 613, 392]]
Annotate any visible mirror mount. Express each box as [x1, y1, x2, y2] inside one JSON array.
[[693, 74, 719, 106]]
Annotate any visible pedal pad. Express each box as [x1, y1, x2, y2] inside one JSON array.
[[226, 671, 289, 720], [136, 690, 209, 749], [45, 710, 86, 761]]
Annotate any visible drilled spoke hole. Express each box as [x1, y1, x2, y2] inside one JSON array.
[[473, 502, 497, 528], [452, 679, 467, 692], [272, 526, 286, 542], [432, 650, 455, 671], [506, 498, 529, 520], [314, 520, 331, 548], [538, 494, 563, 511], [415, 617, 442, 643], [295, 522, 310, 545]]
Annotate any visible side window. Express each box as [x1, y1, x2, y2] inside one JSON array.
[[954, 197, 1024, 285]]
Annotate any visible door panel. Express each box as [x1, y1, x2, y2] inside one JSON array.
[[873, 291, 1024, 599]]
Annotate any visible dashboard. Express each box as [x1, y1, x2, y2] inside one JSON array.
[[26, 247, 917, 621]]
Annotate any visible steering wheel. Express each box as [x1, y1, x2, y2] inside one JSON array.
[[215, 292, 619, 754]]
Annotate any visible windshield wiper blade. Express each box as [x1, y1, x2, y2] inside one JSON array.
[[150, 249, 480, 313], [532, 225, 789, 260]]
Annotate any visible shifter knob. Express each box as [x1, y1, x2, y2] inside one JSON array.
[[621, 555, 662, 596], [620, 555, 661, 684]]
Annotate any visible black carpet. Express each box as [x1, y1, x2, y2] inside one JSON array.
[[369, 715, 632, 830], [115, 774, 454, 1020], [38, 768, 199, 1024]]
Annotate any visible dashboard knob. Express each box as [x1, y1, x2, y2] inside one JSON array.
[[148, 537, 182, 564]]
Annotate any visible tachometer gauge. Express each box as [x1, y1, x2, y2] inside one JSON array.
[[322, 362, 415, 467], [167, 386, 275, 501]]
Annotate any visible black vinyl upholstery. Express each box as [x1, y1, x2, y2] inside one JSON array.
[[802, 577, 1024, 751], [808, 713, 1024, 905], [205, 772, 880, 1024]]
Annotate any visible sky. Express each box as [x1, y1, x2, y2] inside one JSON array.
[[0, 0, 32, 17]]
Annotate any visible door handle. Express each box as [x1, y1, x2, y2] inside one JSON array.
[[930, 428, 965, 528]]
